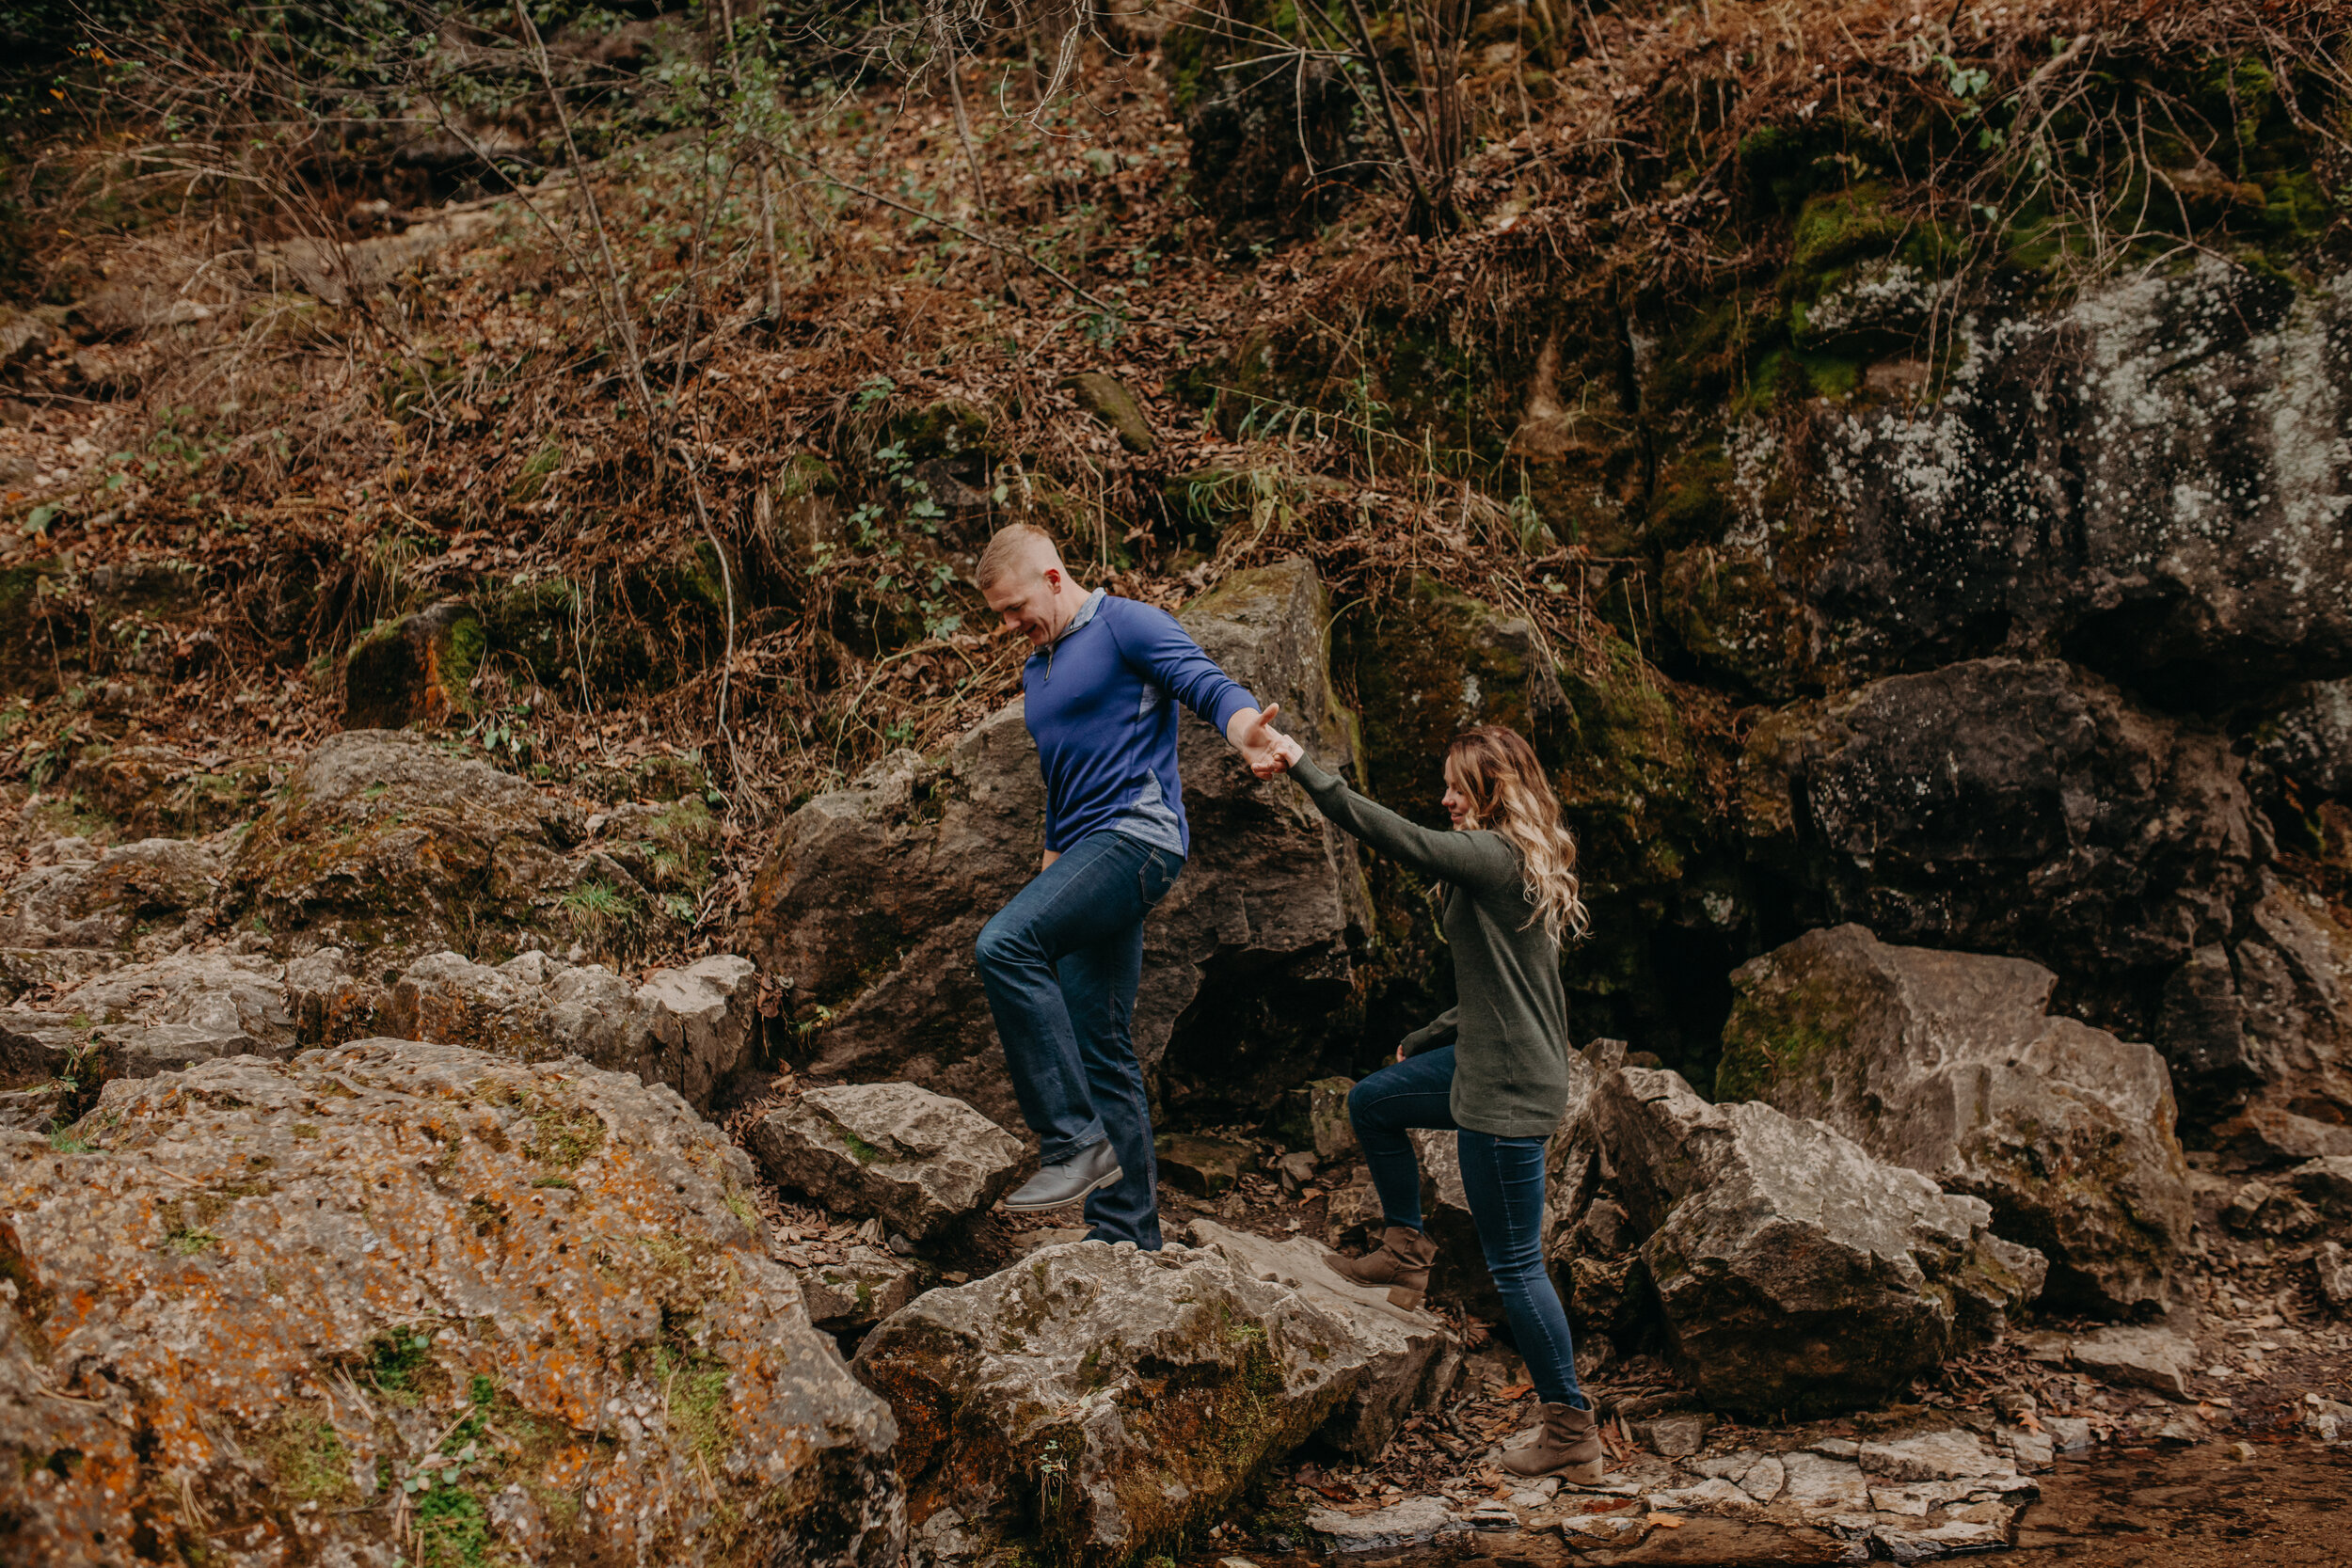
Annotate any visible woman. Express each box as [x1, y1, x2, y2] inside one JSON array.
[[1269, 723, 1602, 1484]]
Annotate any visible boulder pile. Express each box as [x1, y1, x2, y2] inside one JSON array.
[[1587, 1066, 2044, 1415], [1718, 924, 2191, 1314]]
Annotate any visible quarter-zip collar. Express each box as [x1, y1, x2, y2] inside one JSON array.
[[1041, 586, 1106, 683]]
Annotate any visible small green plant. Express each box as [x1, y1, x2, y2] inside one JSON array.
[[262, 1412, 351, 1504], [559, 879, 640, 951], [364, 1328, 437, 1395], [412, 1482, 495, 1568], [164, 1226, 220, 1256]]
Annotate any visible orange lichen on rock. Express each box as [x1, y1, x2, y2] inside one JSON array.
[[0, 1037, 904, 1567]]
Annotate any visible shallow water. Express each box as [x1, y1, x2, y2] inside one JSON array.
[[1174, 1441, 2352, 1567]]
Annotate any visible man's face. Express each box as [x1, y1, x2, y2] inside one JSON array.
[[984, 565, 1066, 646]]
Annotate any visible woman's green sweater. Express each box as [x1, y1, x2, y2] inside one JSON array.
[[1289, 752, 1571, 1138]]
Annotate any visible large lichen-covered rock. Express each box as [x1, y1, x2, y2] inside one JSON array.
[[739, 557, 1369, 1125], [342, 599, 486, 730], [1593, 1066, 2045, 1416], [851, 1240, 1365, 1568], [1667, 259, 2352, 701], [227, 730, 607, 961], [748, 1084, 1025, 1242], [0, 1039, 904, 1568], [1740, 657, 2257, 1020], [1185, 1219, 1460, 1460], [1718, 925, 2191, 1316]]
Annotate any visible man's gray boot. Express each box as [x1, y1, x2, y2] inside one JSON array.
[[1002, 1139, 1123, 1212]]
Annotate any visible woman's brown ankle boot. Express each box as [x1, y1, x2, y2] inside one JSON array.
[[1501, 1401, 1604, 1484], [1327, 1225, 1438, 1309]]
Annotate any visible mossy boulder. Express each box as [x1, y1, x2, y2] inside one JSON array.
[[0, 1039, 903, 1567], [1062, 371, 1157, 454], [343, 599, 485, 730], [1339, 576, 1738, 1073], [227, 730, 590, 963], [60, 744, 274, 838]]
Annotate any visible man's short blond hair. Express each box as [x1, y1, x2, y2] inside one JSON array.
[[977, 523, 1062, 590]]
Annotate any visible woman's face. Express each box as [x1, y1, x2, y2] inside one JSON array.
[[1441, 759, 1475, 830]]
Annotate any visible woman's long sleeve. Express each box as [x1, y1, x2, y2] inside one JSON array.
[[1287, 753, 1519, 894]]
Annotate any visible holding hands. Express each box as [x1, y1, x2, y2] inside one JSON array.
[[1227, 703, 1308, 779]]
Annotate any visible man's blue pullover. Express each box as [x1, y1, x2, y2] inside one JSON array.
[[1023, 589, 1257, 857]]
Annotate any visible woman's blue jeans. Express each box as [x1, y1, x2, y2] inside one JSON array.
[[975, 830, 1182, 1249], [1347, 1046, 1587, 1410]]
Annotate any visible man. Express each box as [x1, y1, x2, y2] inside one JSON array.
[[976, 524, 1288, 1247]]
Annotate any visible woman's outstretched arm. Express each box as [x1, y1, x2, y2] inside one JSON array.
[[1284, 751, 1519, 893]]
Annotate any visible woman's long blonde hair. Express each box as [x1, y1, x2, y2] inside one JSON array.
[[1445, 725, 1591, 945]]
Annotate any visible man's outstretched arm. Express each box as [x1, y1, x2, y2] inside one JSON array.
[[1112, 602, 1288, 772]]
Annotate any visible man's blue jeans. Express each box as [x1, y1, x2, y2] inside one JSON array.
[[1348, 1045, 1588, 1410], [976, 830, 1182, 1248]]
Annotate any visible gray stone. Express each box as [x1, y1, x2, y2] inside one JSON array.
[[2171, 884, 2352, 1163], [739, 558, 1372, 1128], [0, 1082, 69, 1132], [2071, 1324, 2197, 1400], [1155, 1132, 1253, 1196], [1630, 1412, 1713, 1458], [1307, 1075, 1358, 1161], [1778, 1450, 1871, 1513], [1188, 1218, 1460, 1458], [1645, 1476, 1765, 1517], [1999, 1426, 2056, 1469], [1694, 1450, 1786, 1503], [853, 1240, 1367, 1567], [1858, 1431, 2014, 1483], [1595, 1066, 2045, 1416], [1719, 924, 2191, 1315], [749, 1084, 1024, 1242], [2317, 1242, 2352, 1313], [1306, 1497, 1461, 1552], [0, 1038, 902, 1566], [801, 1245, 924, 1331], [0, 835, 223, 953], [368, 947, 762, 1112], [27, 950, 298, 1078], [2042, 1416, 2094, 1452], [1873, 1519, 2008, 1560]]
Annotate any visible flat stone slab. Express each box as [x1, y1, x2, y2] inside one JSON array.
[[1307, 1496, 1463, 1552], [2072, 1324, 2198, 1400]]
